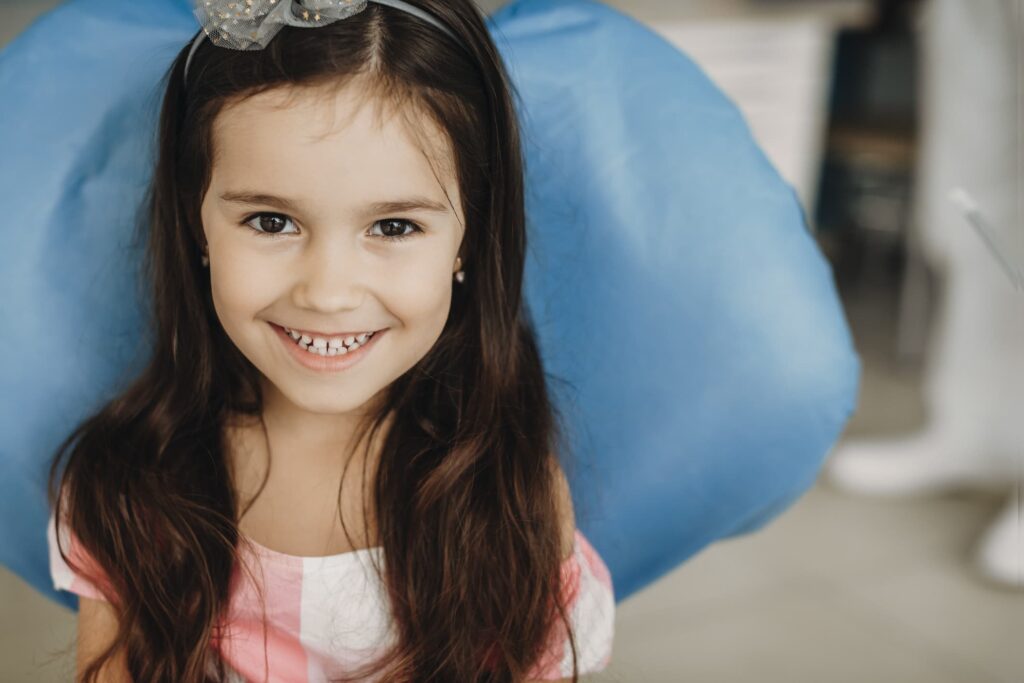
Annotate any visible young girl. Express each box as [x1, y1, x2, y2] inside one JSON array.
[[45, 1, 614, 681]]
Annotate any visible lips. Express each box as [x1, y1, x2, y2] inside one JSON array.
[[271, 320, 386, 371]]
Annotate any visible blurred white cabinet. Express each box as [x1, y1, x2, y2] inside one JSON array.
[[651, 17, 837, 213], [606, 0, 872, 217]]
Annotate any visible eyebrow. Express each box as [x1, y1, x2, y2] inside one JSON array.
[[218, 191, 451, 216]]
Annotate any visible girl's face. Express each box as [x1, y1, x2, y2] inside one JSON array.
[[200, 81, 465, 422]]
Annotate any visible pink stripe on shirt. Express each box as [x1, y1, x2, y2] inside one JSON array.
[[212, 548, 310, 682]]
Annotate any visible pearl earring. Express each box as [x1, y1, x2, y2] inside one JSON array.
[[454, 257, 464, 283]]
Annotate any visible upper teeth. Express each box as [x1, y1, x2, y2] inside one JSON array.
[[283, 327, 375, 355]]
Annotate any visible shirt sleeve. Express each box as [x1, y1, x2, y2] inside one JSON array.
[[524, 529, 616, 680], [47, 507, 114, 602]]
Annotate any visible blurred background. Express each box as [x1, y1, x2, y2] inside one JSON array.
[[1, 0, 1021, 681]]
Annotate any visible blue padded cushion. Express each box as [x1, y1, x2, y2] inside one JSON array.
[[0, 0, 859, 611]]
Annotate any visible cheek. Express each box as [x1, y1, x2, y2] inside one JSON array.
[[208, 258, 277, 330], [385, 261, 453, 329]]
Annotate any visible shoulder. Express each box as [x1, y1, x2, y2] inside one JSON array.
[[48, 496, 116, 603], [527, 461, 616, 680]]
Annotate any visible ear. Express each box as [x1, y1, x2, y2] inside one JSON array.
[[551, 459, 576, 562]]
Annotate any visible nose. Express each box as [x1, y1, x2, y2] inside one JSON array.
[[291, 237, 367, 313]]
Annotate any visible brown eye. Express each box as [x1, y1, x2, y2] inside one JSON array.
[[242, 212, 297, 237], [370, 218, 423, 242]]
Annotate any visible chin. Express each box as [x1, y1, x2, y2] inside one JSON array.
[[284, 385, 377, 416]]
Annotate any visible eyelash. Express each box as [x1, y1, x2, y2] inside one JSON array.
[[239, 212, 424, 242]]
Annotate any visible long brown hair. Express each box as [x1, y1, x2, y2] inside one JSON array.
[[47, 1, 581, 680]]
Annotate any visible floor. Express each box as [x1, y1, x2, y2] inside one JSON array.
[[3, 1, 1022, 681]]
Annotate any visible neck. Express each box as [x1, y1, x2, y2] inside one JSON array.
[[227, 381, 392, 511]]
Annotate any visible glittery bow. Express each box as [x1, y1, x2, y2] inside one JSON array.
[[193, 0, 370, 50]]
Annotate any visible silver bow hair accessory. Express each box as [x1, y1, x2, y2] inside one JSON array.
[[185, 0, 461, 84]]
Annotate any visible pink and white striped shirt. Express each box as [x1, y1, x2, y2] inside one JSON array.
[[48, 511, 615, 681]]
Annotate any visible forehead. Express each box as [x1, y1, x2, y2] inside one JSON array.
[[209, 81, 458, 204]]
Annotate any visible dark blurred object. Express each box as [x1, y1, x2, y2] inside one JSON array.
[[814, 0, 922, 288], [874, 0, 925, 32]]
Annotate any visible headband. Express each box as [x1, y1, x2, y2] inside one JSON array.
[[183, 0, 461, 87]]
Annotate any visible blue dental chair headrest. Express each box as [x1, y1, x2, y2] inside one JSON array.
[[0, 0, 860, 611]]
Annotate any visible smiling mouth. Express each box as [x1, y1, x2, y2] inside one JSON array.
[[274, 323, 382, 356]]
